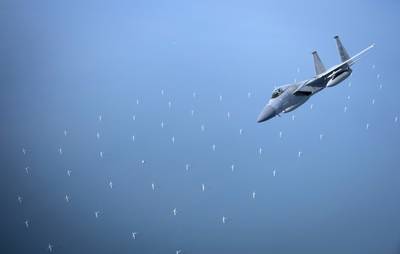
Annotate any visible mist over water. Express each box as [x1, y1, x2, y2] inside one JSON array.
[[1, 1, 400, 253]]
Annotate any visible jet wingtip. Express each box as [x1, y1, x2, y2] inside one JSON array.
[[334, 35, 339, 39]]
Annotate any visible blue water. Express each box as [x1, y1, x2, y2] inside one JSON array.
[[1, 0, 400, 253]]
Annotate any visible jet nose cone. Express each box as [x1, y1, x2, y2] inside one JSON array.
[[257, 105, 277, 123]]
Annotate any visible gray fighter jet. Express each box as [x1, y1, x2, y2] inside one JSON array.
[[257, 36, 374, 123]]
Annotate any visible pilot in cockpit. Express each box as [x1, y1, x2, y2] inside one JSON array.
[[271, 88, 284, 99]]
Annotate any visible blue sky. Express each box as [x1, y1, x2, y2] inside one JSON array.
[[1, 0, 400, 253]]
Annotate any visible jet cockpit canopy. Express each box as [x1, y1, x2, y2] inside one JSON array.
[[271, 87, 284, 98]]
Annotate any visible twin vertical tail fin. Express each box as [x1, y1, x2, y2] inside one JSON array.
[[312, 51, 326, 75], [334, 35, 350, 62], [311, 36, 374, 77]]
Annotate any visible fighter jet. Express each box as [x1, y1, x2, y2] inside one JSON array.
[[257, 36, 374, 123]]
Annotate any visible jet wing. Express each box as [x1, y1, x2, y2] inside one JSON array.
[[293, 43, 374, 95], [320, 43, 375, 77], [292, 78, 326, 95]]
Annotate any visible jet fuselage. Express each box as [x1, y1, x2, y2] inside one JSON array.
[[257, 82, 314, 122]]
